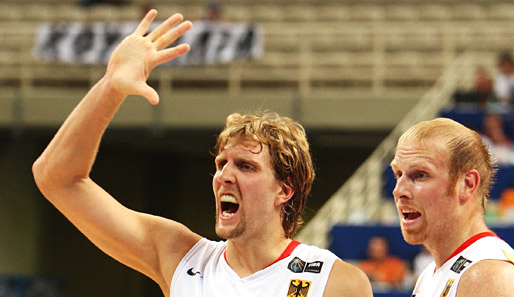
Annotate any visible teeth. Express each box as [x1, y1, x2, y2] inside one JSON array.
[[401, 208, 421, 221], [402, 209, 416, 214], [221, 195, 238, 204], [222, 210, 235, 217]]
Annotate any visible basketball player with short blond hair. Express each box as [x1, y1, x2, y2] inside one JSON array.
[[391, 118, 514, 297]]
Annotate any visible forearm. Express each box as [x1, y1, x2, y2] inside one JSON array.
[[33, 75, 125, 189]]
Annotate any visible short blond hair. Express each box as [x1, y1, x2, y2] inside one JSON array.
[[215, 111, 315, 238], [398, 118, 495, 209]]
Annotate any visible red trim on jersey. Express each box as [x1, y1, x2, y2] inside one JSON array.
[[264, 240, 301, 268], [442, 231, 498, 265], [223, 240, 301, 269]]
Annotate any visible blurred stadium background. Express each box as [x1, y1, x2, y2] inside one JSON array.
[[1, 0, 514, 296]]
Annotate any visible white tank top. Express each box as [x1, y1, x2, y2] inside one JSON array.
[[412, 232, 514, 297], [170, 238, 338, 297]]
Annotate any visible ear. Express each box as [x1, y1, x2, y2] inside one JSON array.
[[275, 177, 295, 207], [459, 169, 480, 203]]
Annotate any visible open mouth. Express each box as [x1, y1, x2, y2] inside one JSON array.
[[220, 195, 239, 217], [402, 209, 421, 221]]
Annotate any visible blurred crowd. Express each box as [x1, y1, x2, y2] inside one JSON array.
[[356, 236, 432, 292], [451, 50, 514, 222]]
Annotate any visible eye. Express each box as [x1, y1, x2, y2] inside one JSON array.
[[417, 172, 427, 179], [215, 160, 227, 170], [239, 162, 255, 171], [394, 171, 402, 179], [412, 171, 428, 180]]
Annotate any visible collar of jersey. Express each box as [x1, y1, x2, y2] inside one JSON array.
[[223, 240, 301, 269], [440, 231, 498, 269]]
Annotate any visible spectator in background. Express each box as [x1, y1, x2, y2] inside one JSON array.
[[480, 113, 514, 165], [492, 51, 514, 111], [498, 188, 514, 222], [474, 67, 493, 108], [359, 235, 409, 290], [453, 67, 493, 109], [203, 2, 223, 22]]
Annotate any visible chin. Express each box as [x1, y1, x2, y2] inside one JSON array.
[[401, 230, 425, 246], [215, 224, 245, 240]]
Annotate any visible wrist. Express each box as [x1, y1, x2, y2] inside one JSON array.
[[97, 74, 127, 101]]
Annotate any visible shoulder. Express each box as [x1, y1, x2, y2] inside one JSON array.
[[149, 219, 202, 291], [457, 259, 514, 297], [184, 237, 227, 258], [323, 259, 372, 297], [172, 237, 227, 269]]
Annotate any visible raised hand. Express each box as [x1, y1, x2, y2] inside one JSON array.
[[106, 9, 192, 105]]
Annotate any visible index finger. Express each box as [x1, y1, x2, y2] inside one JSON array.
[[134, 9, 158, 36]]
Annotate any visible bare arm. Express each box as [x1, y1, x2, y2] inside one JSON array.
[[323, 259, 373, 297], [32, 10, 201, 296], [457, 259, 514, 297]]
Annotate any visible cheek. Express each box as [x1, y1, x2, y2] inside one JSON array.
[[419, 185, 451, 214], [212, 173, 220, 191], [414, 183, 440, 206], [246, 179, 277, 205]]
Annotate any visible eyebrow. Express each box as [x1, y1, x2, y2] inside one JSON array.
[[390, 159, 433, 171], [214, 151, 260, 164]]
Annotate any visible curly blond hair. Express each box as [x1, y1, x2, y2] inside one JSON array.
[[214, 111, 315, 238]]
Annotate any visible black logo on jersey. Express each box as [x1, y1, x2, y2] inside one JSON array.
[[450, 256, 472, 274], [304, 261, 323, 273], [287, 257, 323, 274], [187, 268, 203, 278]]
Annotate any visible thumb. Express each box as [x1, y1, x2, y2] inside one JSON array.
[[135, 82, 160, 105]]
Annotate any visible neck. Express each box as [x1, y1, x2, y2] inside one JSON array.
[[225, 235, 292, 278], [426, 213, 489, 268]]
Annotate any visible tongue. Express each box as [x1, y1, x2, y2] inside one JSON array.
[[228, 204, 238, 214]]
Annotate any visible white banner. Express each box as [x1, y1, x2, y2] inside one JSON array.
[[34, 20, 263, 65]]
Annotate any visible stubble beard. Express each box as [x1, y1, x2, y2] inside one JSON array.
[[401, 228, 425, 245], [401, 220, 429, 246], [215, 209, 247, 240]]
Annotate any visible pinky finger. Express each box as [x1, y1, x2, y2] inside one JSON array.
[[154, 43, 191, 65]]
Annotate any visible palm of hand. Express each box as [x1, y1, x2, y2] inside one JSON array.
[[107, 34, 155, 99], [104, 10, 192, 105]]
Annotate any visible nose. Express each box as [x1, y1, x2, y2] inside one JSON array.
[[392, 175, 410, 200], [214, 162, 236, 185]]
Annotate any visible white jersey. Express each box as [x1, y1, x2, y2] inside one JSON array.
[[412, 232, 514, 297], [170, 238, 338, 297]]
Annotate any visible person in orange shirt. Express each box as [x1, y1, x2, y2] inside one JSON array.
[[359, 235, 408, 290]]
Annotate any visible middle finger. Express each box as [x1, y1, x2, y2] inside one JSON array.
[[147, 13, 184, 42]]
